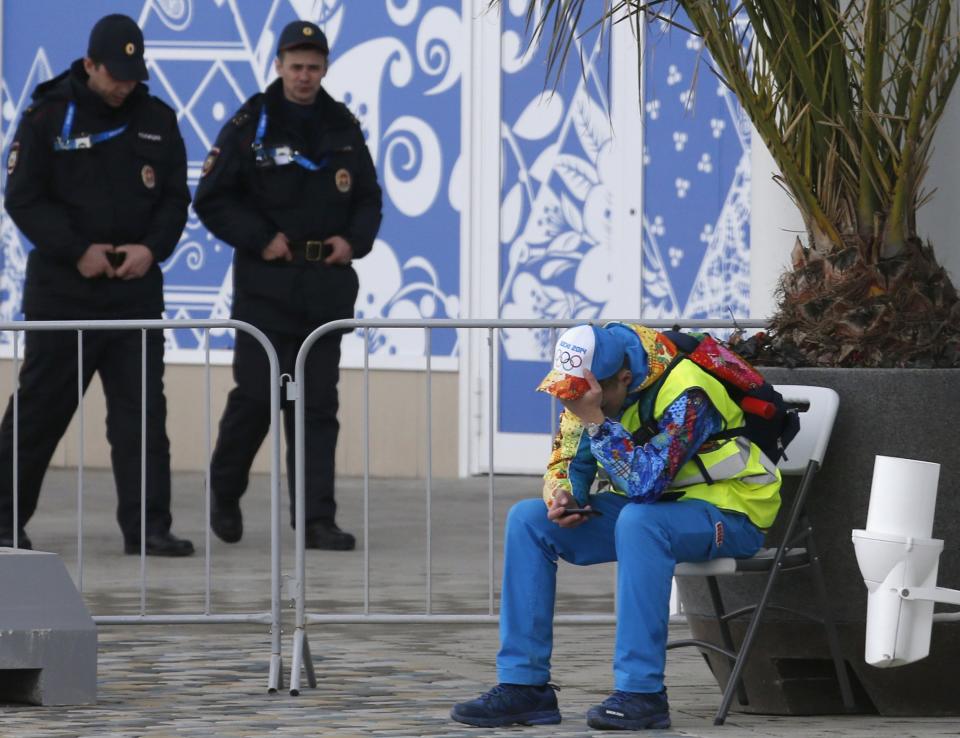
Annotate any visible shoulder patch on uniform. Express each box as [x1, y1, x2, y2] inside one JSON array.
[[7, 142, 20, 176], [201, 147, 220, 177]]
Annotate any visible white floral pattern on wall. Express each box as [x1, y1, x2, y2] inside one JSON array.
[[496, 9, 752, 434]]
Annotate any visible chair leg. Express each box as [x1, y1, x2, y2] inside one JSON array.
[[706, 577, 748, 708], [805, 529, 856, 711], [713, 562, 784, 726]]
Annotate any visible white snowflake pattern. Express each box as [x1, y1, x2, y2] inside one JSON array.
[[649, 214, 666, 237], [643, 145, 651, 166], [685, 36, 702, 51], [672, 131, 688, 152], [679, 89, 695, 112], [666, 64, 682, 86], [668, 246, 684, 267], [645, 99, 661, 120], [699, 223, 715, 243], [675, 177, 691, 198], [710, 118, 726, 138], [697, 152, 712, 173]]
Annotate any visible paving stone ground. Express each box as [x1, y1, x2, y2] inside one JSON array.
[[2, 470, 959, 737]]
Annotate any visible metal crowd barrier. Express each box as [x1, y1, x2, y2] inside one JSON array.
[[287, 318, 768, 694], [1, 319, 285, 693]]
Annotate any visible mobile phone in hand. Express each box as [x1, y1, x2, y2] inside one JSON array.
[[563, 507, 602, 517]]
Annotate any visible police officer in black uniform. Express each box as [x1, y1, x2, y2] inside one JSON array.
[[0, 14, 194, 556], [194, 21, 382, 550]]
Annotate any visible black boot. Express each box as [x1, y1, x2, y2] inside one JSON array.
[[0, 528, 32, 550], [125, 531, 195, 557], [211, 498, 243, 543], [304, 522, 355, 551]]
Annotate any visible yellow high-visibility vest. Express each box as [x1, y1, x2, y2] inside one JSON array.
[[618, 359, 781, 528]]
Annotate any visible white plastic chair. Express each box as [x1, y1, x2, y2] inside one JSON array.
[[668, 384, 856, 725]]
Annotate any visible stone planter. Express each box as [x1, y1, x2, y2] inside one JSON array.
[[677, 368, 960, 716]]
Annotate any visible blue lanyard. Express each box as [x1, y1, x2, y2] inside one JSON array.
[[53, 102, 127, 151], [252, 109, 327, 171]]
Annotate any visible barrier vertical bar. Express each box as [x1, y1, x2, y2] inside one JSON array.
[[291, 331, 307, 695], [425, 327, 433, 615], [549, 327, 558, 438], [363, 329, 370, 615], [140, 328, 147, 615], [204, 328, 212, 615], [268, 325, 283, 694], [487, 327, 495, 616], [11, 330, 18, 548], [77, 331, 84, 590]]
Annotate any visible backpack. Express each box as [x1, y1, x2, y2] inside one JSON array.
[[646, 330, 800, 465]]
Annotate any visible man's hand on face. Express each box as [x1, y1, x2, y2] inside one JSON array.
[[262, 232, 292, 262], [323, 235, 353, 265], [546, 490, 593, 528], [114, 244, 154, 280], [77, 243, 116, 279], [559, 368, 605, 425]]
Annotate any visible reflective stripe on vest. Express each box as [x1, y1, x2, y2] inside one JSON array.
[[620, 358, 781, 528]]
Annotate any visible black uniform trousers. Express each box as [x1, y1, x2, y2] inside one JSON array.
[[210, 328, 341, 527], [0, 323, 171, 542]]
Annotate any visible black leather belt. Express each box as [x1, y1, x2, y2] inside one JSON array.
[[287, 240, 330, 262]]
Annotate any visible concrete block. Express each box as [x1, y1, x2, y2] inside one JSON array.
[[0, 548, 97, 705]]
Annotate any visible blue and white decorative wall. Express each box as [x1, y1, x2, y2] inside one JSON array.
[[495, 6, 752, 435], [641, 15, 752, 320], [1, 2, 751, 389], [0, 0, 461, 363]]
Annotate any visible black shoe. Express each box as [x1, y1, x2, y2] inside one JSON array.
[[451, 683, 561, 727], [124, 531, 195, 557], [0, 529, 32, 550], [586, 688, 671, 730], [211, 499, 243, 543], [304, 522, 355, 551]]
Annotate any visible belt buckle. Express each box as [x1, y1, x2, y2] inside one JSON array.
[[305, 241, 324, 261]]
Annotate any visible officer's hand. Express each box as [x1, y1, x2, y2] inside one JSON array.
[[546, 490, 591, 528], [559, 369, 605, 425], [262, 233, 292, 262], [77, 243, 116, 279], [323, 236, 353, 265], [114, 244, 154, 280]]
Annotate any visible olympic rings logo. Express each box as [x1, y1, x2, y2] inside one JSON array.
[[558, 351, 583, 371]]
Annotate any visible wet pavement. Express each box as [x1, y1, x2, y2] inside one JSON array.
[[1, 470, 958, 737]]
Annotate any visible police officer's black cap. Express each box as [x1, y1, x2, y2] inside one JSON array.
[[87, 14, 149, 82], [276, 21, 329, 56]]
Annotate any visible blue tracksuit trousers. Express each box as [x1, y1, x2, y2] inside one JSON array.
[[496, 493, 764, 692]]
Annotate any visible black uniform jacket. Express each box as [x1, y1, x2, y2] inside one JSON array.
[[4, 60, 189, 318], [193, 79, 382, 335]]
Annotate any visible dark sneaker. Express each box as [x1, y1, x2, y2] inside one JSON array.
[[124, 531, 195, 557], [450, 683, 561, 727], [586, 688, 670, 730], [304, 522, 355, 551], [211, 498, 243, 543], [0, 529, 32, 550]]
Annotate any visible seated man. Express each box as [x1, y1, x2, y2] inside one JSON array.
[[450, 323, 781, 730]]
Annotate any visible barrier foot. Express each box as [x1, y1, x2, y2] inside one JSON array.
[[290, 628, 304, 696], [268, 652, 283, 694], [303, 631, 317, 688]]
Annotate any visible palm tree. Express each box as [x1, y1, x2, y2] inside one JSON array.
[[503, 0, 960, 367]]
